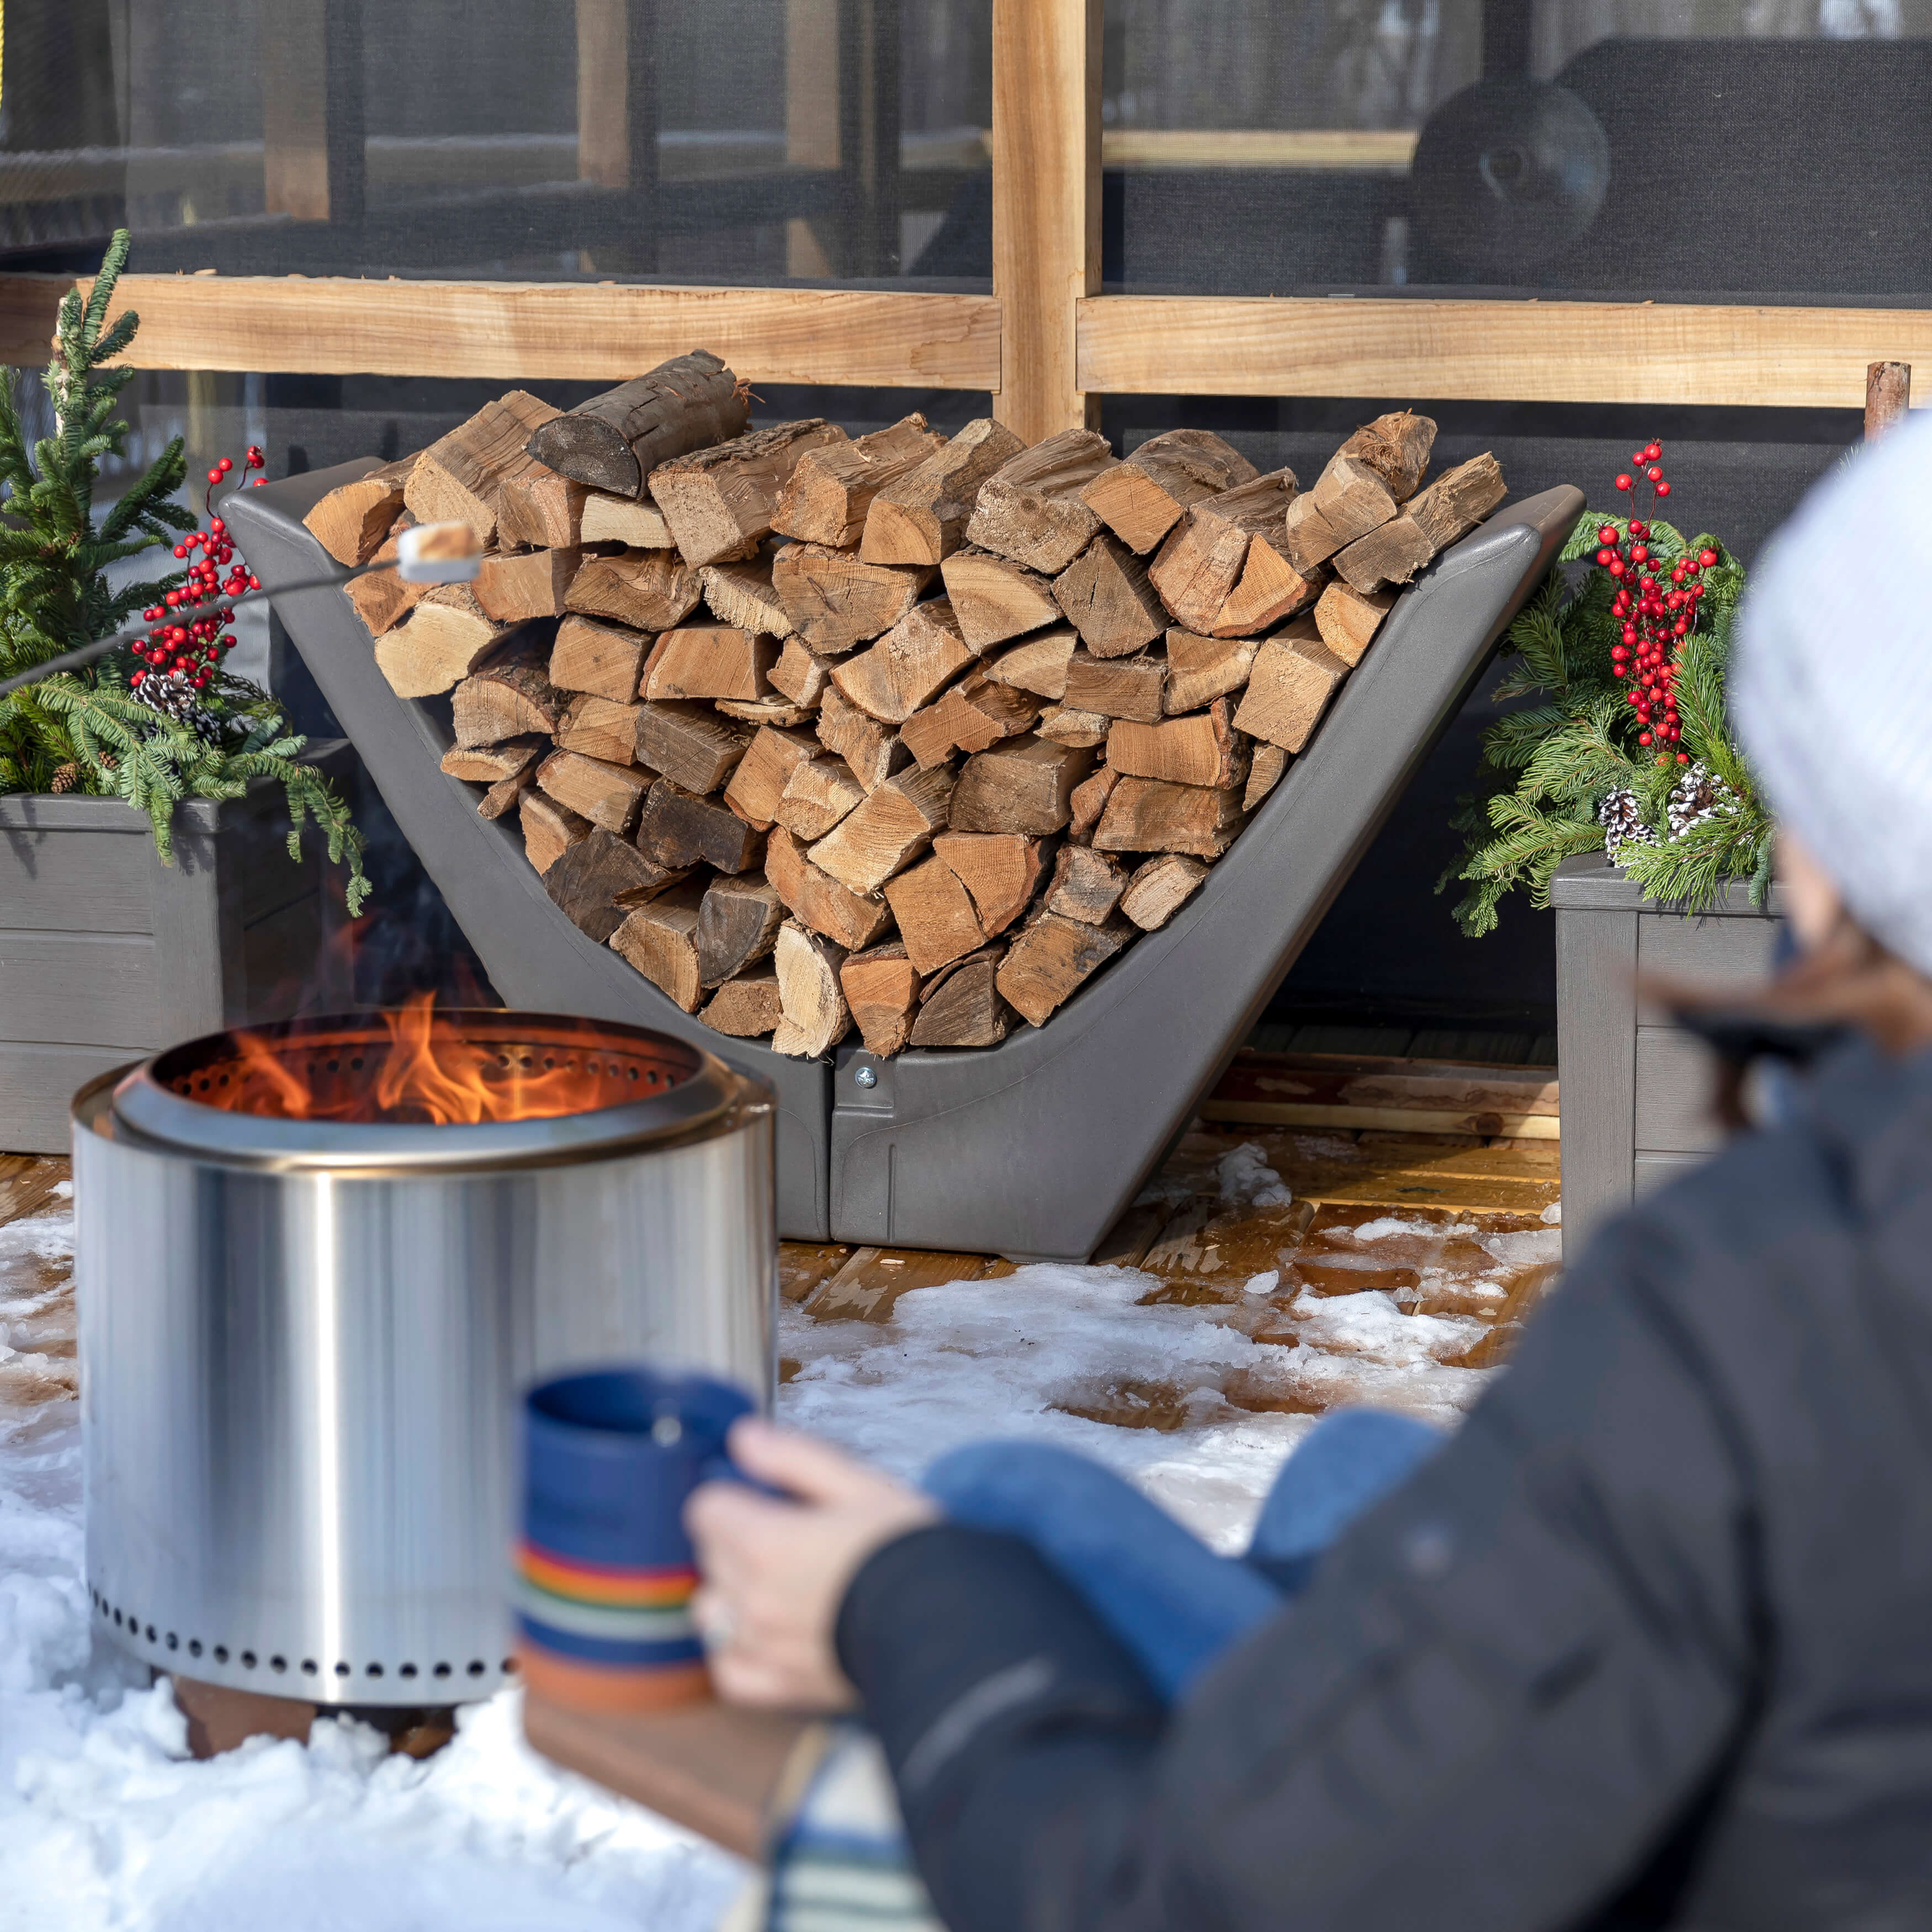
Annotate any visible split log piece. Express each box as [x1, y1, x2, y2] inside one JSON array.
[[697, 874, 786, 987], [1079, 428, 1258, 555], [304, 457, 413, 564], [808, 765, 955, 895], [496, 464, 587, 551], [1037, 704, 1112, 748], [1148, 469, 1298, 635], [1066, 765, 1120, 843], [473, 545, 582, 624], [479, 765, 538, 820], [1106, 696, 1246, 789], [641, 624, 778, 703], [772, 413, 945, 548], [859, 417, 1027, 567], [983, 627, 1078, 699], [545, 827, 683, 942], [649, 420, 846, 567], [1044, 845, 1128, 925], [537, 747, 653, 836], [839, 942, 921, 1057], [1213, 528, 1321, 638], [765, 826, 894, 951], [1052, 536, 1166, 658], [771, 543, 933, 655], [1232, 621, 1352, 752], [374, 585, 505, 697], [611, 877, 710, 1012], [580, 491, 675, 548], [1337, 411, 1436, 501], [1313, 580, 1397, 666], [1331, 453, 1506, 594], [932, 831, 1051, 937], [556, 688, 645, 761], [899, 672, 1040, 768], [940, 548, 1060, 651], [1328, 517, 1432, 595], [774, 755, 867, 842], [829, 596, 974, 724], [769, 638, 835, 708], [771, 922, 852, 1059], [909, 948, 1012, 1049], [701, 560, 796, 639], [1094, 775, 1245, 858], [702, 970, 782, 1038], [816, 687, 911, 792], [881, 853, 987, 975], [721, 724, 820, 829], [521, 791, 590, 875], [637, 778, 765, 875], [526, 351, 750, 498], [1063, 650, 1165, 723], [1244, 741, 1289, 810], [964, 428, 1118, 576], [549, 613, 650, 701], [345, 562, 426, 638], [716, 696, 815, 729], [995, 910, 1135, 1027], [405, 390, 560, 546], [1119, 852, 1209, 931], [950, 735, 1094, 835], [453, 654, 566, 746], [441, 737, 543, 783], [1280, 454, 1398, 574], [1163, 630, 1257, 713], [635, 702, 754, 796], [567, 551, 703, 632]]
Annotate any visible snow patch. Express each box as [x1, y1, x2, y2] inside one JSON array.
[[1241, 1271, 1280, 1297], [1216, 1143, 1293, 1209]]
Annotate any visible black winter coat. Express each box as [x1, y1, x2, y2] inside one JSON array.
[[836, 1037, 1932, 1930]]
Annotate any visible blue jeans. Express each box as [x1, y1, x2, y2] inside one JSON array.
[[923, 1409, 1442, 1703]]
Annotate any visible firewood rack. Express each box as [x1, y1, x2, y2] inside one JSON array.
[[227, 472, 1579, 1257]]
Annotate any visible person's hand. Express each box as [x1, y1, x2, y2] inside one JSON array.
[[684, 1418, 938, 1710]]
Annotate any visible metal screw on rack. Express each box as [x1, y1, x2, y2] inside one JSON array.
[[853, 1066, 878, 1089]]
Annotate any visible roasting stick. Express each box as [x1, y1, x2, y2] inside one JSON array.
[[0, 521, 481, 701]]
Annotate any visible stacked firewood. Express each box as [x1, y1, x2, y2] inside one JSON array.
[[304, 353, 1504, 1058]]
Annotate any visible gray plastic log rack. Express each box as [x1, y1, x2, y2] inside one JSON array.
[[229, 469, 1580, 1256]]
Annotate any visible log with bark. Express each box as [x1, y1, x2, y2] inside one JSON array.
[[526, 351, 750, 498]]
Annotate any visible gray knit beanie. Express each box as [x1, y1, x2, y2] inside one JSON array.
[[1731, 408, 1932, 976]]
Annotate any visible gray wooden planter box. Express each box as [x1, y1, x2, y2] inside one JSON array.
[[0, 741, 356, 1153], [1552, 852, 1786, 1260]]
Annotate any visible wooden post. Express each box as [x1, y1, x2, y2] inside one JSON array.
[[576, 0, 660, 271], [786, 0, 842, 277], [1865, 360, 1911, 440], [261, 0, 364, 225], [992, 0, 1102, 441]]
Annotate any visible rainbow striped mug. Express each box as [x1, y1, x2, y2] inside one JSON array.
[[516, 1366, 755, 1711]]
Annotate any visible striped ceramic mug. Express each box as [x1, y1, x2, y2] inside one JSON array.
[[516, 1366, 755, 1711]]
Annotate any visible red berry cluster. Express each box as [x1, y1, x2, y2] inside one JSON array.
[[1595, 442, 1716, 768], [129, 446, 268, 693]]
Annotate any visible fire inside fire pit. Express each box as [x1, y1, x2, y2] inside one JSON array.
[[153, 996, 701, 1127]]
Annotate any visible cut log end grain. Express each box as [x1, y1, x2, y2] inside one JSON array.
[[775, 755, 866, 842], [637, 779, 765, 875], [1063, 650, 1165, 723], [496, 466, 587, 551], [830, 596, 974, 724], [766, 826, 894, 952], [772, 413, 944, 548], [1313, 580, 1397, 666], [635, 702, 753, 797], [771, 922, 852, 1058], [549, 612, 650, 702], [1331, 517, 1434, 596], [442, 736, 543, 784], [1052, 535, 1166, 658], [567, 550, 703, 633], [373, 585, 505, 697], [983, 626, 1078, 700], [995, 911, 1135, 1027], [1232, 624, 1352, 754], [1164, 630, 1257, 714], [882, 852, 987, 975], [1244, 741, 1289, 811], [1079, 427, 1259, 555], [932, 831, 1051, 937], [1119, 852, 1208, 930], [772, 543, 935, 655], [473, 545, 582, 624], [546, 826, 682, 943], [1339, 411, 1437, 501], [537, 747, 653, 836], [899, 671, 1041, 769], [649, 419, 847, 567], [1044, 844, 1128, 925], [642, 624, 778, 704], [611, 878, 710, 1012], [700, 560, 796, 639], [479, 766, 537, 820], [1037, 704, 1112, 748], [816, 686, 911, 792], [405, 390, 560, 547], [769, 638, 835, 709], [808, 763, 954, 895], [521, 790, 590, 875], [1280, 454, 1399, 574], [525, 351, 749, 498], [345, 564, 426, 638], [1106, 697, 1246, 790], [909, 948, 1013, 1049], [697, 874, 785, 988], [840, 942, 921, 1056], [963, 427, 1116, 576], [1148, 468, 1297, 636], [1066, 765, 1120, 844], [940, 548, 1060, 652], [701, 970, 782, 1038], [1213, 534, 1321, 638], [1094, 775, 1245, 858], [579, 491, 675, 548], [454, 655, 566, 746], [304, 471, 408, 565], [951, 734, 1094, 835], [723, 723, 820, 829], [1335, 452, 1509, 593], [859, 417, 1027, 567]]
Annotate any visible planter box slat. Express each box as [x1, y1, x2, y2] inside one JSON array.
[[1637, 907, 1781, 988], [1, 832, 157, 931], [1634, 1024, 1727, 1154], [1635, 1150, 1705, 1196], [1, 931, 161, 1045], [1, 1042, 146, 1150]]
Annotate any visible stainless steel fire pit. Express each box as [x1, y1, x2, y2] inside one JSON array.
[[74, 1009, 774, 1706]]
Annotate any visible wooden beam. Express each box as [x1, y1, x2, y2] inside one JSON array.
[[992, 0, 1101, 439], [16, 274, 1000, 388], [260, 0, 364, 224], [1078, 295, 1932, 411]]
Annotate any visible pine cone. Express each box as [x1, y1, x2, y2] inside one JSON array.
[[1596, 787, 1655, 866], [132, 672, 226, 747], [1664, 762, 1735, 838]]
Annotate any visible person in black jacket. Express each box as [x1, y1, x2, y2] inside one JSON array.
[[687, 423, 1932, 1930]]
